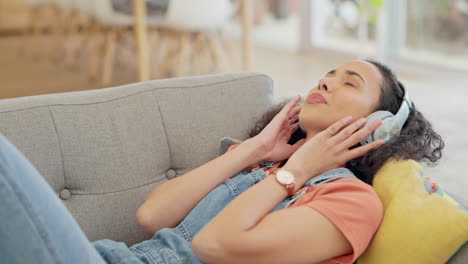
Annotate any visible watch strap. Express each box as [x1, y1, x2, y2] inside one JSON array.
[[273, 171, 296, 196], [285, 183, 295, 196]]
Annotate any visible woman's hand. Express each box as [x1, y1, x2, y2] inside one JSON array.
[[249, 95, 306, 162], [282, 116, 386, 186]]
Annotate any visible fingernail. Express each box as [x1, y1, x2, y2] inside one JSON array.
[[344, 116, 353, 122]]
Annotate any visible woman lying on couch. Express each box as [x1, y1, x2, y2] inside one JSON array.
[[0, 60, 444, 264]]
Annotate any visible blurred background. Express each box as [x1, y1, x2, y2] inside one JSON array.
[[0, 0, 467, 193]]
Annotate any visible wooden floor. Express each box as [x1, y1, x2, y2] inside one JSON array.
[[0, 33, 243, 99], [0, 35, 142, 99]]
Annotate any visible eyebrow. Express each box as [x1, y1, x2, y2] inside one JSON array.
[[326, 69, 366, 85]]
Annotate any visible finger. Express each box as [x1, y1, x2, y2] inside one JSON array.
[[287, 105, 302, 120], [282, 118, 294, 132], [320, 116, 353, 138], [281, 120, 289, 131], [289, 116, 299, 125], [280, 96, 302, 117], [341, 119, 383, 148], [331, 117, 367, 143], [287, 109, 300, 121], [269, 96, 302, 130], [344, 139, 385, 161], [289, 122, 300, 134]]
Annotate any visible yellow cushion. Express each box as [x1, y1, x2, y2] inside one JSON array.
[[357, 159, 468, 264]]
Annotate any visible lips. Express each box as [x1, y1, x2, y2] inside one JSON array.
[[306, 93, 327, 104]]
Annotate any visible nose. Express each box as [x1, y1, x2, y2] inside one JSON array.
[[320, 83, 328, 91], [318, 77, 330, 92]]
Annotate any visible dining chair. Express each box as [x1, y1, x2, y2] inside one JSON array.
[[89, 0, 241, 87], [152, 0, 240, 78], [88, 0, 166, 86], [20, 0, 55, 57]]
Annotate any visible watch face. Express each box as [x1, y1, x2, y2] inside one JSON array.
[[277, 170, 295, 184]]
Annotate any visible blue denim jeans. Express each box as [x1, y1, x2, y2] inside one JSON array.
[[0, 134, 106, 264], [0, 133, 356, 264]]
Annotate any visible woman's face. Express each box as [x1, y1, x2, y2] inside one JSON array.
[[299, 61, 382, 134]]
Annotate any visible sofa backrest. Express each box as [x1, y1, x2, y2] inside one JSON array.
[[0, 72, 274, 245]]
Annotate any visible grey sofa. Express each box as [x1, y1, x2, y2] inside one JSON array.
[[0, 72, 466, 263]]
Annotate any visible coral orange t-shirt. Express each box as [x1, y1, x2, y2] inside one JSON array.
[[286, 177, 384, 264]]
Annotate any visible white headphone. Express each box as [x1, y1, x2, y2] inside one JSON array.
[[298, 87, 413, 145], [360, 87, 413, 145]]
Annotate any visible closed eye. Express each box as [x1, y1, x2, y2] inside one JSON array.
[[345, 82, 355, 87]]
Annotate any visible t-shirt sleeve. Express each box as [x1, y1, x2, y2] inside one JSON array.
[[289, 178, 384, 264]]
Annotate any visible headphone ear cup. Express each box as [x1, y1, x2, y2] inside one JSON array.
[[360, 111, 396, 145]]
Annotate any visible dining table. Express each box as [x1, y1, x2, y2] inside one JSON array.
[[131, 0, 252, 82]]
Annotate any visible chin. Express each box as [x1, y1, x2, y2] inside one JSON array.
[[299, 116, 328, 133]]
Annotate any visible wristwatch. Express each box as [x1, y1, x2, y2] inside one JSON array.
[[274, 169, 296, 196]]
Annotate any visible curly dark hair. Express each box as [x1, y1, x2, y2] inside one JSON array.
[[247, 60, 445, 185]]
